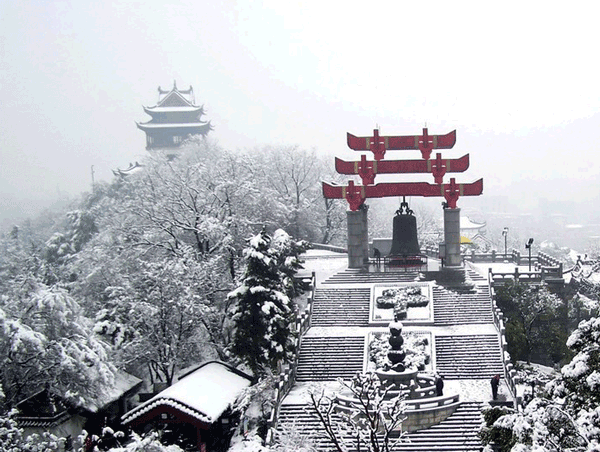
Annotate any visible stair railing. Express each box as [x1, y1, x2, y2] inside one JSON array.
[[265, 271, 316, 446], [490, 285, 522, 409]]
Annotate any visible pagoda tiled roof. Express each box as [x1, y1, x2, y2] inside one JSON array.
[[144, 105, 204, 114]]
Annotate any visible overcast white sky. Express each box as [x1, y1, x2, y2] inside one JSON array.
[[1, 0, 600, 224]]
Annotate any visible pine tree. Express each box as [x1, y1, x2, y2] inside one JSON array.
[[228, 228, 295, 376]]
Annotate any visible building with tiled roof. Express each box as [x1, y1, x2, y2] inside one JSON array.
[[122, 361, 252, 451], [137, 81, 212, 155]]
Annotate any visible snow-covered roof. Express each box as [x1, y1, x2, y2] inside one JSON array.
[[144, 106, 203, 114], [86, 370, 143, 413], [136, 122, 210, 129], [460, 216, 486, 230], [122, 361, 251, 426]]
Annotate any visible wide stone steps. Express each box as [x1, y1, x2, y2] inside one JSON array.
[[466, 268, 488, 282], [276, 402, 484, 451], [433, 286, 493, 325], [311, 288, 371, 326], [395, 402, 484, 451], [435, 335, 504, 379], [296, 336, 365, 381], [322, 269, 420, 285]]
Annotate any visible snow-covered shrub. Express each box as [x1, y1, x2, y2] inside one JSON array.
[[478, 405, 516, 452], [369, 332, 430, 371], [375, 286, 429, 320]]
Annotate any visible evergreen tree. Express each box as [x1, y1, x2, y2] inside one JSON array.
[[271, 228, 310, 299], [228, 228, 295, 376]]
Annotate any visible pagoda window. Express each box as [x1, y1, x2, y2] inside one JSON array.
[[173, 136, 182, 144]]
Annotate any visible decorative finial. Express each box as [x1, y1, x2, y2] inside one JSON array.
[[173, 80, 177, 90]]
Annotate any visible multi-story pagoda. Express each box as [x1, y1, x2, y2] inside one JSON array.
[[137, 81, 212, 154]]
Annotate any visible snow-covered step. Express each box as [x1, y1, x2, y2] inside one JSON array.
[[322, 269, 420, 285], [433, 286, 494, 325], [395, 402, 484, 451], [276, 402, 484, 451], [435, 335, 504, 379], [311, 288, 371, 327], [296, 336, 365, 382]]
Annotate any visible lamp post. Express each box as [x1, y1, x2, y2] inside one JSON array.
[[525, 238, 534, 271], [502, 227, 509, 258]]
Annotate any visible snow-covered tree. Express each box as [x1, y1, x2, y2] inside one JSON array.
[[0, 408, 74, 452], [482, 317, 600, 451], [91, 255, 224, 386], [495, 282, 565, 364], [305, 372, 406, 452], [271, 229, 310, 299], [0, 285, 115, 411], [105, 432, 184, 452], [228, 228, 296, 376]]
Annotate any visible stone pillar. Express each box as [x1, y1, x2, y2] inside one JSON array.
[[347, 205, 369, 268], [443, 207, 461, 267]]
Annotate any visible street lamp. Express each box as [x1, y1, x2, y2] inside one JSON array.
[[525, 238, 534, 271], [502, 227, 509, 258]]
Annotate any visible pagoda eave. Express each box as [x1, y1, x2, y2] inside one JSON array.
[[136, 122, 211, 131], [143, 105, 204, 115]]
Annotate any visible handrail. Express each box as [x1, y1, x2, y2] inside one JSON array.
[[490, 285, 521, 410], [335, 392, 459, 412], [309, 243, 348, 253], [265, 271, 316, 445]]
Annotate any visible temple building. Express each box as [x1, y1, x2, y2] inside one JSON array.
[[137, 81, 212, 155]]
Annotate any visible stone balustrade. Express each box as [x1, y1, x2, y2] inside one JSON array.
[[265, 272, 316, 445]]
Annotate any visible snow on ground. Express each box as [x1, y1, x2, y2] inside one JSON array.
[[305, 324, 497, 338], [471, 262, 535, 275], [291, 251, 513, 406], [299, 249, 348, 285], [283, 378, 511, 405]]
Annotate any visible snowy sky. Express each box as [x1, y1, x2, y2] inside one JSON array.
[[2, 1, 600, 223]]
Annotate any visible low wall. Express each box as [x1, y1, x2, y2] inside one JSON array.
[[335, 393, 460, 433], [371, 238, 393, 256], [265, 272, 316, 445], [310, 243, 347, 253], [403, 395, 461, 432]]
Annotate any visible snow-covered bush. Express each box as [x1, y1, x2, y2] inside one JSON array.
[[375, 287, 428, 320], [481, 317, 600, 451], [368, 332, 430, 371]]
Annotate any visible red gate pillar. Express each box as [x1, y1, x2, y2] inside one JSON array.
[[347, 205, 369, 268]]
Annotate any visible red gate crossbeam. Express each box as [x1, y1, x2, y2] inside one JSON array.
[[335, 153, 470, 185], [322, 178, 483, 210], [347, 128, 457, 161]]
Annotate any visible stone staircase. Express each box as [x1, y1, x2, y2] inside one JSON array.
[[435, 335, 504, 379], [433, 286, 493, 325], [311, 288, 371, 327], [466, 267, 488, 283], [270, 265, 501, 451], [276, 401, 484, 451], [296, 336, 365, 381], [396, 401, 484, 451], [322, 268, 420, 285]]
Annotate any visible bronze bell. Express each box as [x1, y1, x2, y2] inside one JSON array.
[[389, 199, 420, 257]]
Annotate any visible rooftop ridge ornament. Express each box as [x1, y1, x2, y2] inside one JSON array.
[[322, 178, 483, 210], [347, 128, 457, 160], [335, 153, 470, 185]]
